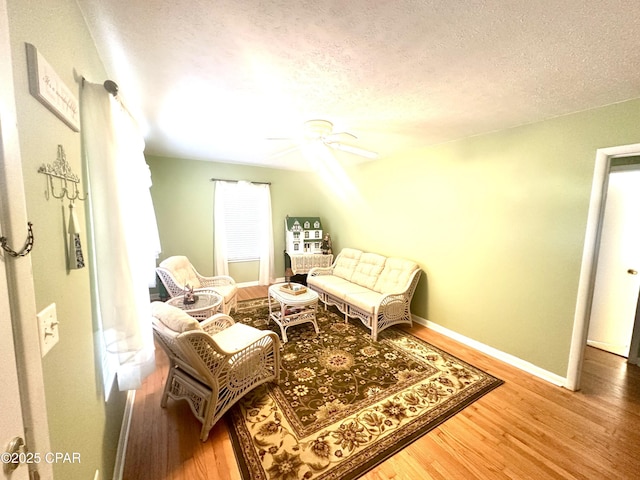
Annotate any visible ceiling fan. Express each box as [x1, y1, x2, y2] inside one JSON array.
[[267, 119, 379, 160]]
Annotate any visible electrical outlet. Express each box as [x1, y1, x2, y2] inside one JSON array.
[[37, 303, 59, 357]]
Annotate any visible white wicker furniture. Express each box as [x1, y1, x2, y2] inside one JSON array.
[[307, 248, 421, 341], [288, 253, 334, 274], [156, 256, 238, 314], [166, 291, 223, 320], [150, 301, 280, 442], [268, 283, 320, 342]]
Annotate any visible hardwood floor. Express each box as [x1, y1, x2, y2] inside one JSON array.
[[123, 287, 640, 479]]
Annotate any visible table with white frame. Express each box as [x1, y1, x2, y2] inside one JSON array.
[[166, 290, 223, 320], [268, 283, 319, 342]]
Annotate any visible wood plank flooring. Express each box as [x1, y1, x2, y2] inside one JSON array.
[[123, 287, 640, 479]]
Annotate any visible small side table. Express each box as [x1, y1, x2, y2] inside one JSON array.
[[268, 283, 319, 342], [167, 290, 223, 321], [287, 253, 334, 275]]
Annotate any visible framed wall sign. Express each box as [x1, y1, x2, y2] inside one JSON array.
[[25, 43, 79, 132]]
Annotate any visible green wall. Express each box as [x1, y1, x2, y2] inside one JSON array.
[[151, 100, 640, 378], [312, 100, 640, 376], [147, 155, 326, 282], [8, 1, 126, 479]]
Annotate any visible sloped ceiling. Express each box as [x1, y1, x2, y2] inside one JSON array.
[[76, 0, 640, 170]]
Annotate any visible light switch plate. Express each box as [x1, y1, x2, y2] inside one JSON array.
[[37, 303, 59, 357]]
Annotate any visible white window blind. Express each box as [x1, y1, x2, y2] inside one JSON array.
[[221, 184, 263, 262]]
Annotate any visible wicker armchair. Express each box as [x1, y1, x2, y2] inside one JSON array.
[[156, 255, 238, 314], [150, 301, 280, 441]]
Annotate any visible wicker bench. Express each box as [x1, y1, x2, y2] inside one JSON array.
[[307, 248, 421, 341]]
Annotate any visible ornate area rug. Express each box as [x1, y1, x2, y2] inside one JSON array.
[[227, 298, 503, 480]]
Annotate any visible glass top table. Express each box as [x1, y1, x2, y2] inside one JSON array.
[[166, 290, 223, 321]]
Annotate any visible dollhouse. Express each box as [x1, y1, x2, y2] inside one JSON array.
[[285, 216, 323, 254]]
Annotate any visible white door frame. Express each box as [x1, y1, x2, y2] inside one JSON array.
[[567, 143, 640, 391], [0, 1, 53, 478]]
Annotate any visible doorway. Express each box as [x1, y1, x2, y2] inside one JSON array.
[[567, 143, 640, 391], [0, 0, 53, 477], [586, 160, 640, 360]]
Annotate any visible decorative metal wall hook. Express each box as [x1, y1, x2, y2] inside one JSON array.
[[38, 145, 87, 202], [0, 222, 34, 257]]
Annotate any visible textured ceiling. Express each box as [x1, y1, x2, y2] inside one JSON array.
[[76, 0, 640, 170]]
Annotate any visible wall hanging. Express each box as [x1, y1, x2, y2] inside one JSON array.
[[26, 43, 79, 131], [67, 203, 85, 269], [38, 145, 86, 269], [38, 144, 87, 202]]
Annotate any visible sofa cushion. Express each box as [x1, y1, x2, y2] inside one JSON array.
[[345, 290, 384, 315], [373, 257, 419, 294], [332, 248, 362, 281], [308, 275, 352, 298], [351, 252, 387, 289], [150, 301, 202, 333]]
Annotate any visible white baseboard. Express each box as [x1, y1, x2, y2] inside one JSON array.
[[112, 389, 136, 480], [412, 315, 567, 387]]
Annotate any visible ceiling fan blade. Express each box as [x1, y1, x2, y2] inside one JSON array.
[[324, 131, 357, 143], [325, 141, 379, 159]]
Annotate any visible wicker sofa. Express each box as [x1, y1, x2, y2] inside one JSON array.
[[307, 248, 421, 341]]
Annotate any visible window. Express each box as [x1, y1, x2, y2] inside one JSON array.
[[220, 185, 264, 262], [213, 180, 274, 285]]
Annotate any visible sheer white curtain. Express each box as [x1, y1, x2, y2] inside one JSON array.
[[255, 183, 275, 285], [213, 180, 231, 276], [81, 81, 161, 391], [213, 181, 274, 285]]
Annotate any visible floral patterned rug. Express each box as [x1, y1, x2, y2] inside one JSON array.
[[226, 298, 503, 480]]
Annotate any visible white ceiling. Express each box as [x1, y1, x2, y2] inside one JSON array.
[[76, 0, 640, 171]]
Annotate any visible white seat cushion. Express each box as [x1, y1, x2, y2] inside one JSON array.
[[345, 291, 384, 314], [209, 284, 235, 303], [150, 301, 202, 333], [308, 275, 351, 298], [212, 322, 268, 353]]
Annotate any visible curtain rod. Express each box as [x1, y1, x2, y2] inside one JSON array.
[[80, 77, 119, 96], [81, 77, 138, 122], [210, 178, 271, 185]]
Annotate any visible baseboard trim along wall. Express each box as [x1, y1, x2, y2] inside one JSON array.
[[237, 278, 286, 288], [412, 315, 567, 388], [113, 389, 136, 480]]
